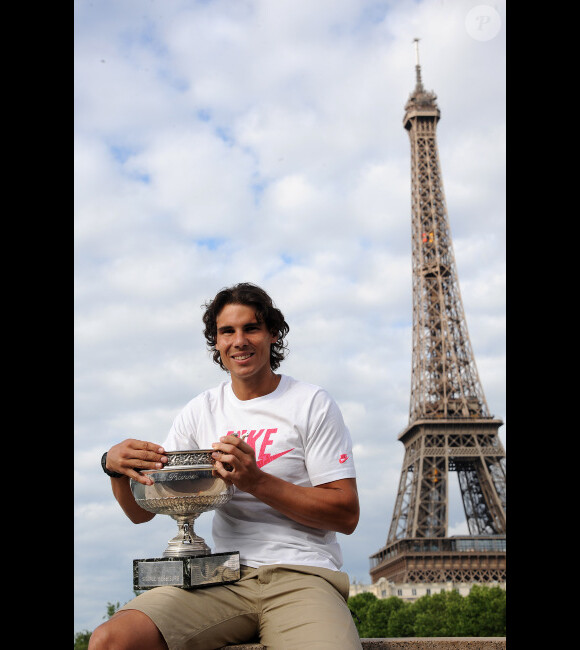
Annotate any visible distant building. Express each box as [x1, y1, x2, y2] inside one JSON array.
[[349, 577, 506, 602]]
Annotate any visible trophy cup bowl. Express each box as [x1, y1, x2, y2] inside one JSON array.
[[129, 450, 240, 590]]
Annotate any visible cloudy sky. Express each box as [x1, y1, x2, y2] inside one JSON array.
[[74, 0, 506, 635]]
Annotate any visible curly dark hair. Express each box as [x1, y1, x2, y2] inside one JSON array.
[[202, 283, 290, 371]]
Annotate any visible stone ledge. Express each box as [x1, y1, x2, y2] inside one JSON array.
[[222, 638, 506, 649], [359, 640, 506, 649]]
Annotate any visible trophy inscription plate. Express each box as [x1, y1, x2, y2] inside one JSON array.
[[134, 552, 240, 590], [130, 450, 240, 590]]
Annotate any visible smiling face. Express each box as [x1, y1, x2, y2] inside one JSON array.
[[215, 303, 279, 397]]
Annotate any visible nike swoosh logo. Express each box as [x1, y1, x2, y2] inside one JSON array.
[[257, 448, 294, 468]]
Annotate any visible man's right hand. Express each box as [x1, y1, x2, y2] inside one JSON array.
[[106, 439, 167, 485]]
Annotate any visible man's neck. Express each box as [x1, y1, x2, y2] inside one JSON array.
[[231, 372, 281, 401]]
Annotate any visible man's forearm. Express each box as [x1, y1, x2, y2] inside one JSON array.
[[247, 474, 359, 535], [110, 475, 156, 524]]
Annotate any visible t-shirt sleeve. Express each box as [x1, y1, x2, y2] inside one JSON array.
[[304, 389, 357, 486], [161, 397, 202, 451]]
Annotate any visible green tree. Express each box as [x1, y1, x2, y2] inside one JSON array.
[[105, 601, 122, 619], [442, 590, 464, 635], [348, 592, 378, 636], [386, 599, 416, 637], [349, 585, 506, 638], [459, 585, 506, 636], [73, 630, 92, 650], [413, 590, 463, 636], [365, 596, 405, 638]]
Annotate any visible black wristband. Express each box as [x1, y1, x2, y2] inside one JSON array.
[[101, 452, 124, 478]]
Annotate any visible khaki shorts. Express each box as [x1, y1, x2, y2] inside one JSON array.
[[120, 563, 362, 650]]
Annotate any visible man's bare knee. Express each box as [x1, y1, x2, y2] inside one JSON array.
[[88, 609, 167, 650]]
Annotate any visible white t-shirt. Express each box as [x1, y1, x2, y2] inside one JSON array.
[[162, 374, 357, 571]]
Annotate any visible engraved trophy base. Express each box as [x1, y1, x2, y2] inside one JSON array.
[[134, 551, 240, 590]]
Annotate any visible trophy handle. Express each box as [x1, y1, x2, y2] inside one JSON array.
[[163, 514, 211, 557]]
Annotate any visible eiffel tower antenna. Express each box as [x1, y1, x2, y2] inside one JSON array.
[[369, 42, 506, 586], [413, 38, 421, 74]]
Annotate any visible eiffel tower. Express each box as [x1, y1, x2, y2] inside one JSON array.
[[369, 41, 506, 586]]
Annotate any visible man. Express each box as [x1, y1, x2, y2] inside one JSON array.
[[90, 283, 362, 649]]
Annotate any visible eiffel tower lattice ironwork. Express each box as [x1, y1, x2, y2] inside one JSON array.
[[369, 41, 506, 586]]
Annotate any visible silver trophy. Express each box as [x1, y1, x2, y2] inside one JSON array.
[[130, 450, 240, 590]]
